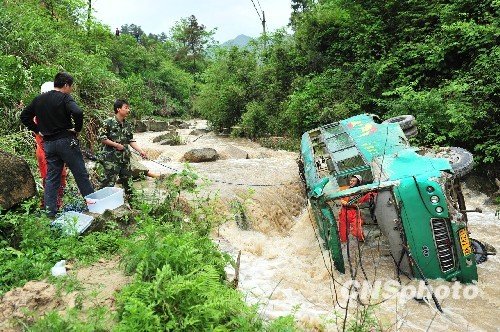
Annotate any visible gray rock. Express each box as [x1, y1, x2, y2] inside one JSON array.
[[153, 132, 177, 143], [223, 144, 249, 159], [147, 120, 171, 132], [86, 205, 140, 234], [160, 139, 179, 146], [189, 129, 209, 136], [183, 148, 219, 163], [134, 120, 148, 133], [0, 150, 36, 210], [169, 119, 189, 129]]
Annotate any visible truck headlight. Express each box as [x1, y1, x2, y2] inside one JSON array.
[[436, 206, 443, 213], [430, 195, 440, 204]]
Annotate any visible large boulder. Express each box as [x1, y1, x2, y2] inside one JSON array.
[[134, 120, 148, 133], [134, 119, 188, 132], [160, 138, 181, 146], [147, 120, 172, 132], [189, 129, 209, 136], [222, 144, 249, 159], [169, 119, 189, 129], [0, 150, 36, 210], [182, 148, 219, 163]]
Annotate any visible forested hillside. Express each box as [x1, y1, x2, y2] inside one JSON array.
[[0, 0, 198, 155], [1, 0, 498, 166], [197, 0, 499, 166]]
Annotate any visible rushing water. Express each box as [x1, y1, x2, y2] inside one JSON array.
[[135, 122, 500, 331]]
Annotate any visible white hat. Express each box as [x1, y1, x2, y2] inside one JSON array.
[[40, 81, 54, 94], [353, 174, 363, 183]]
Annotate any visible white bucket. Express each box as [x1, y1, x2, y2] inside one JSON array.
[[85, 187, 124, 214]]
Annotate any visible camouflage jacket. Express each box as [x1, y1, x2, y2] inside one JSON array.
[[98, 116, 136, 162]]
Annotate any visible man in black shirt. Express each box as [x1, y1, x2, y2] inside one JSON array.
[[21, 72, 94, 217]]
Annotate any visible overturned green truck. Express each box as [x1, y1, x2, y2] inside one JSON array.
[[299, 114, 482, 283]]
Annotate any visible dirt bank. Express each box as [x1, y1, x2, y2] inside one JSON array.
[[0, 257, 129, 331]]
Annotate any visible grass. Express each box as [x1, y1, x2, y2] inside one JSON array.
[[1, 169, 299, 331]]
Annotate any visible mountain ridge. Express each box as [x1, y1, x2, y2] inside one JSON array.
[[221, 34, 252, 48]]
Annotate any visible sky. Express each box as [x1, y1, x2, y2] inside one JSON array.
[[92, 0, 292, 43]]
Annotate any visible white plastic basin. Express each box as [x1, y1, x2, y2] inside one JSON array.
[[85, 187, 124, 214], [52, 211, 94, 235]]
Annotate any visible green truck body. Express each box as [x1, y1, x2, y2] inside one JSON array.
[[300, 114, 478, 283]]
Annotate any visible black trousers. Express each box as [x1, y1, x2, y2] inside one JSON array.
[[44, 137, 94, 215]]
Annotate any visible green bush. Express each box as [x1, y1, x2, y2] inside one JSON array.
[[240, 101, 269, 138], [121, 221, 227, 282], [195, 47, 257, 131], [282, 69, 361, 136], [257, 136, 300, 152], [0, 54, 29, 108], [117, 264, 263, 331], [27, 307, 112, 332], [117, 218, 263, 331]]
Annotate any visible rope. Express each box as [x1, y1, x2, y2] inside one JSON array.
[[306, 202, 348, 310], [130, 150, 300, 188], [403, 245, 443, 313], [191, 133, 207, 142]]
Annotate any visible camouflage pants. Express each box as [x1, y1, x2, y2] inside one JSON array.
[[99, 156, 133, 197]]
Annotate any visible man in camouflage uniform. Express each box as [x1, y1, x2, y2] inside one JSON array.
[[98, 99, 147, 198]]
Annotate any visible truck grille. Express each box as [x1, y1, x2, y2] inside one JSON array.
[[430, 218, 456, 272]]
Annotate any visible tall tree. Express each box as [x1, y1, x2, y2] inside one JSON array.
[[290, 0, 313, 28], [170, 15, 215, 77], [120, 23, 145, 41], [86, 0, 91, 31]]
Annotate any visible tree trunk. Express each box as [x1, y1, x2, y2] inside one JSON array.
[[87, 0, 92, 31]]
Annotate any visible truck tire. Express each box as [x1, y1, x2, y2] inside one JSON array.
[[419, 146, 474, 178], [445, 147, 474, 178], [471, 239, 488, 264], [383, 115, 416, 130]]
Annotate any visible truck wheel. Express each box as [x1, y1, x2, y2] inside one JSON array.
[[382, 115, 416, 130], [403, 126, 418, 138], [471, 239, 488, 264], [444, 147, 474, 178], [418, 146, 474, 178]]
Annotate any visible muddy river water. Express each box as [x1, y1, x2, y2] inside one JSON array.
[[135, 121, 499, 331]]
